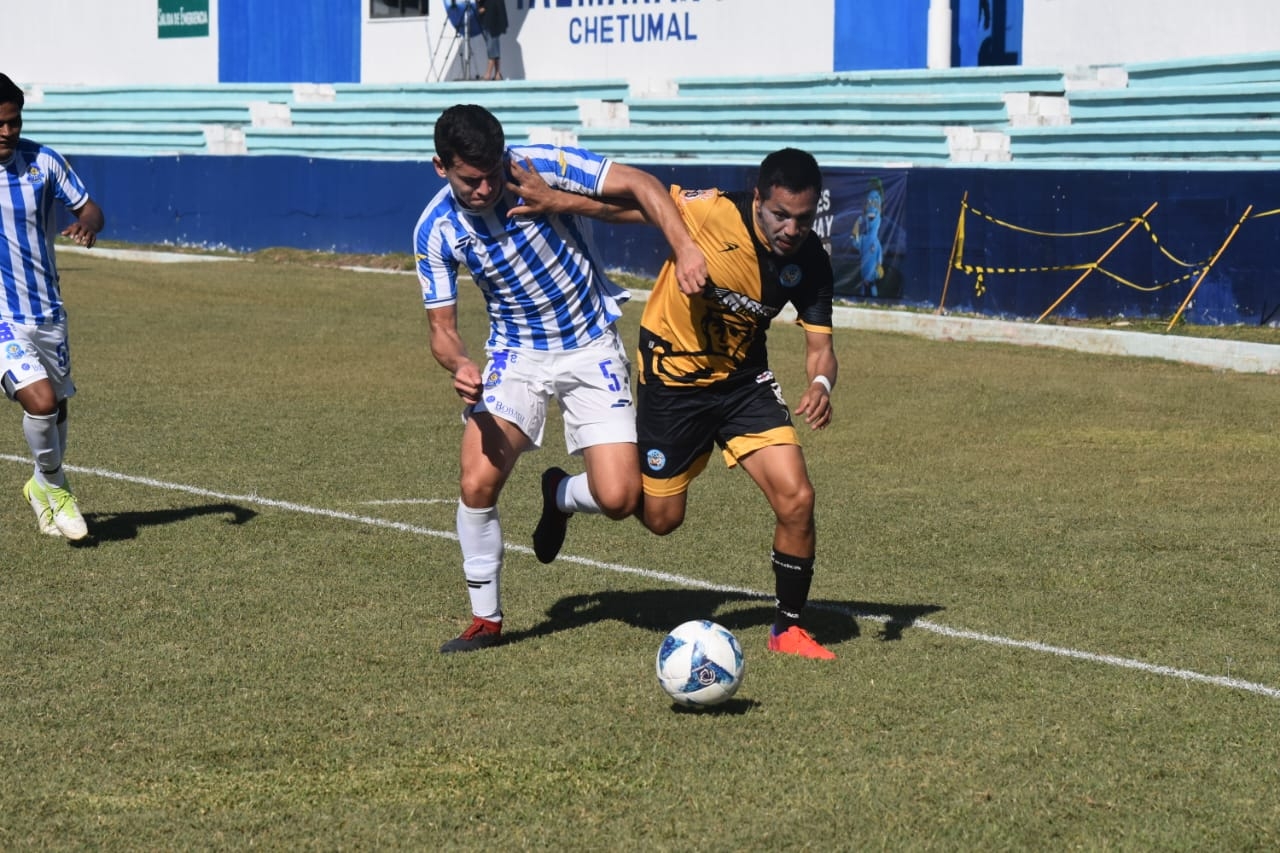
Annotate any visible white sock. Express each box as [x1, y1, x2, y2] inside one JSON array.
[[560, 472, 602, 515], [456, 502, 503, 621], [23, 412, 65, 487]]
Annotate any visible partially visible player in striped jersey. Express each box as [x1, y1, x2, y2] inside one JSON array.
[[416, 104, 706, 653], [0, 73, 103, 541], [510, 148, 840, 660]]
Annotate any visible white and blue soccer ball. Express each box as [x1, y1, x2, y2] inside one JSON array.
[[655, 619, 745, 707]]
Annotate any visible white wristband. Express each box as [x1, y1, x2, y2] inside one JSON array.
[[811, 374, 832, 394]]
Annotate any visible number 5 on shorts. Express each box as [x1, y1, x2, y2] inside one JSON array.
[[597, 358, 622, 392]]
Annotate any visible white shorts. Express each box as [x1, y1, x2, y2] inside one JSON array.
[[472, 327, 636, 455], [0, 319, 76, 401]]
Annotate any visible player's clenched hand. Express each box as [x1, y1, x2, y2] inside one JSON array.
[[453, 360, 484, 405], [506, 156, 556, 218], [794, 384, 832, 430], [674, 245, 708, 295]]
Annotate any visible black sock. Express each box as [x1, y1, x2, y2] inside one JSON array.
[[771, 549, 815, 634]]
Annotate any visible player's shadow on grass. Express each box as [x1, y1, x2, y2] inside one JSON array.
[[505, 588, 942, 648], [74, 503, 257, 546]]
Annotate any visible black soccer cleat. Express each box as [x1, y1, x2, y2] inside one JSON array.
[[532, 466, 571, 564]]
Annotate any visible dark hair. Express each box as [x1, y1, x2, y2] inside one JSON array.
[[756, 147, 822, 197], [0, 73, 24, 109], [434, 104, 505, 169]]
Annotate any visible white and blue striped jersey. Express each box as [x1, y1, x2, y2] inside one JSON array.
[[0, 139, 90, 325], [414, 143, 630, 352]]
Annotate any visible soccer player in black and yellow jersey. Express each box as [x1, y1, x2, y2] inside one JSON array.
[[515, 148, 839, 660]]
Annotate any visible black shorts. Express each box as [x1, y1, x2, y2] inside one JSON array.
[[637, 370, 798, 497]]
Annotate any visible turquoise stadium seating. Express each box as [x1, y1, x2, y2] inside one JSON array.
[[573, 124, 952, 166], [1121, 51, 1280, 89], [623, 92, 1011, 127], [669, 66, 1067, 98], [15, 54, 1280, 167], [328, 78, 630, 103], [1003, 52, 1280, 167], [1007, 119, 1280, 161]]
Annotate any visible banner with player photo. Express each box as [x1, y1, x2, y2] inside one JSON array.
[[822, 171, 909, 301]]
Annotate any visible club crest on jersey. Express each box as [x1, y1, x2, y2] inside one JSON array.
[[4, 343, 23, 360], [646, 449, 667, 472], [779, 264, 802, 288], [25, 166, 45, 187]]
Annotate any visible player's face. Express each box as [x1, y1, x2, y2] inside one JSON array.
[[753, 184, 819, 256], [435, 153, 506, 211], [0, 103, 21, 161]]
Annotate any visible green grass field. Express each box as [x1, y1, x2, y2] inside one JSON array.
[[3, 251, 1280, 849]]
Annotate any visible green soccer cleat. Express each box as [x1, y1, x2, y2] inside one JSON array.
[[43, 480, 88, 541], [22, 477, 60, 537]]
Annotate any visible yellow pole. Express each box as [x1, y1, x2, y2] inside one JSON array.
[[1166, 204, 1253, 332], [1036, 201, 1159, 324], [936, 192, 967, 314]]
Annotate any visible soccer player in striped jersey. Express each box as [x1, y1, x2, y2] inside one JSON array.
[[416, 104, 706, 653], [508, 148, 840, 660], [0, 73, 103, 541]]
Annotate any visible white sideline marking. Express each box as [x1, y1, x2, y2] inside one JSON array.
[[7, 453, 1280, 701]]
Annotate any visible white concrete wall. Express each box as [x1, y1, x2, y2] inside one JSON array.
[[4, 0, 219, 86], [3, 0, 1279, 87], [1023, 0, 1280, 67], [363, 0, 837, 83]]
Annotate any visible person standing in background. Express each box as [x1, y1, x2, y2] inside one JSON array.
[[477, 0, 508, 81], [0, 72, 104, 541]]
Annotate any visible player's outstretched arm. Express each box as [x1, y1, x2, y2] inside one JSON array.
[[426, 305, 483, 405], [507, 156, 644, 223], [794, 329, 837, 430], [62, 198, 104, 248], [601, 162, 707, 294]]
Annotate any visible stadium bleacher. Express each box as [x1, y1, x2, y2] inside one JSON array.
[[15, 52, 1280, 167]]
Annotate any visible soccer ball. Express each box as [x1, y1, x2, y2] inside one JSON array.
[[655, 619, 745, 708]]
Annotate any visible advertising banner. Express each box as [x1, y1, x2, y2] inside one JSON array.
[[824, 171, 909, 300], [158, 0, 210, 38]]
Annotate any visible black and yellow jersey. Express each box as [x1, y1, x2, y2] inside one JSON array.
[[638, 186, 833, 388]]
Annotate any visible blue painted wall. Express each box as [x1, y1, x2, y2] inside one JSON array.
[[219, 0, 360, 83], [67, 155, 1280, 326], [835, 0, 1024, 71], [834, 0, 929, 71]]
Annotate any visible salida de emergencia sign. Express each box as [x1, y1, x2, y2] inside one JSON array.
[[158, 0, 209, 38]]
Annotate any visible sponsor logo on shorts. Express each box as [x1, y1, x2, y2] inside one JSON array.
[[779, 264, 802, 288], [646, 449, 667, 472], [487, 397, 526, 427], [610, 399, 632, 409], [754, 370, 775, 384]]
